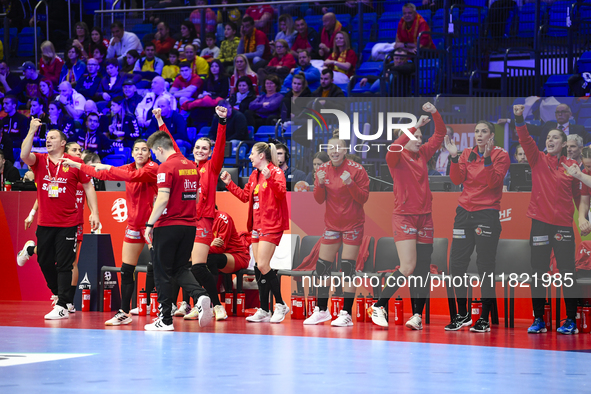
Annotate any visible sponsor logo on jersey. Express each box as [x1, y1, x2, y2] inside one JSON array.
[[179, 168, 197, 176], [157, 173, 165, 183], [111, 198, 128, 222], [182, 192, 197, 200]]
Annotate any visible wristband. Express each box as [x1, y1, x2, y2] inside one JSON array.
[[219, 116, 227, 125], [484, 156, 492, 166], [450, 155, 459, 163], [515, 114, 525, 125], [145, 223, 154, 228], [29, 209, 37, 217]]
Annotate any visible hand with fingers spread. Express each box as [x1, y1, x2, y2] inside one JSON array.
[[562, 162, 582, 179], [483, 138, 495, 158], [444, 135, 458, 158]]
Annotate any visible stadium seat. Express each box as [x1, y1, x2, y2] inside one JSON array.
[[254, 125, 276, 141], [578, 51, 591, 72], [543, 74, 572, 96], [102, 154, 127, 166], [518, 3, 547, 38], [356, 61, 384, 76]]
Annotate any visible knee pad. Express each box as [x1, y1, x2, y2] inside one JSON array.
[[315, 258, 332, 277], [120, 263, 136, 285], [341, 259, 356, 278], [207, 254, 227, 275]]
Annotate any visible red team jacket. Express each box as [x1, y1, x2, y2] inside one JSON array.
[[516, 122, 581, 227], [227, 162, 289, 234], [209, 210, 250, 257], [386, 111, 447, 215], [450, 145, 511, 212], [313, 158, 370, 231], [196, 123, 226, 220], [80, 160, 159, 229]]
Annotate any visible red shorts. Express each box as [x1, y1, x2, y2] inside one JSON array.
[[77, 224, 84, 242], [194, 217, 214, 244], [124, 226, 146, 244], [321, 226, 364, 246], [392, 213, 434, 244], [232, 251, 250, 270], [251, 229, 283, 246]]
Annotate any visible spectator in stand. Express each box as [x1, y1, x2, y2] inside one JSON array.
[[217, 0, 241, 31], [47, 101, 75, 139], [0, 62, 23, 97], [244, 1, 274, 34], [0, 148, 20, 182], [77, 59, 103, 100], [305, 151, 330, 185], [182, 59, 229, 111], [97, 59, 127, 102], [567, 134, 584, 169], [311, 69, 345, 97], [230, 54, 258, 95], [74, 112, 113, 157], [200, 33, 220, 62], [171, 61, 204, 106], [331, 0, 374, 17], [281, 73, 311, 124], [57, 81, 86, 122], [59, 45, 87, 87], [70, 22, 92, 60], [433, 126, 454, 175], [39, 79, 57, 104], [122, 79, 142, 115], [237, 16, 272, 72], [184, 44, 210, 77], [394, 3, 435, 53], [245, 75, 283, 129], [318, 13, 343, 60], [282, 49, 321, 93], [107, 21, 143, 61], [153, 21, 176, 57], [1, 95, 29, 146], [134, 42, 165, 76], [89, 27, 110, 57], [271, 14, 298, 50], [209, 99, 248, 141], [93, 45, 108, 76], [122, 50, 141, 74], [162, 49, 181, 81], [39, 41, 64, 87], [144, 96, 188, 142], [29, 98, 49, 126], [9, 62, 43, 104], [136, 76, 177, 128], [259, 39, 296, 82], [292, 18, 321, 59], [174, 21, 201, 59], [190, 0, 217, 44], [361, 49, 414, 93], [217, 22, 241, 72], [229, 76, 256, 114], [324, 31, 357, 85], [107, 96, 141, 147], [275, 141, 306, 190], [83, 100, 110, 135], [514, 144, 527, 164]]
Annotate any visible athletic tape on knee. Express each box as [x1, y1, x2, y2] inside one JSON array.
[[315, 258, 332, 277], [120, 263, 136, 285], [341, 259, 356, 278]]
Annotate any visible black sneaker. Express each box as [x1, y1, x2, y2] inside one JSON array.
[[470, 318, 491, 333], [444, 314, 472, 331]]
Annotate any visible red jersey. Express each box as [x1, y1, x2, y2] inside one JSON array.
[[576, 240, 591, 270], [313, 159, 369, 231], [80, 160, 159, 229], [76, 183, 86, 225], [386, 111, 447, 215], [155, 152, 200, 228], [227, 163, 289, 233], [210, 210, 250, 257], [581, 169, 591, 196], [31, 152, 91, 227], [516, 122, 581, 227], [450, 145, 510, 212], [196, 123, 226, 220]]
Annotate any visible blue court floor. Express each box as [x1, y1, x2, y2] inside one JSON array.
[[1, 325, 590, 393]]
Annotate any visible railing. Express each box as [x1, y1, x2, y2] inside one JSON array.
[[34, 0, 50, 67]]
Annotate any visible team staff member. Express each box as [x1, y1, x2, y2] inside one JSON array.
[[182, 106, 229, 322], [62, 139, 158, 326], [221, 142, 290, 323], [444, 122, 510, 333], [304, 138, 369, 327], [370, 103, 445, 329], [514, 104, 582, 335], [144, 129, 213, 331], [20, 119, 100, 319]]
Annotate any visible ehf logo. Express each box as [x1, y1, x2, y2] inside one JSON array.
[[111, 198, 128, 223]]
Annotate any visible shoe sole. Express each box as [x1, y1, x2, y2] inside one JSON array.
[[246, 316, 271, 323], [216, 314, 228, 321], [527, 328, 548, 334], [331, 321, 353, 327], [303, 315, 332, 325], [44, 314, 69, 320], [557, 330, 579, 335], [105, 318, 132, 326], [270, 307, 290, 323], [17, 241, 35, 266], [197, 299, 214, 328], [371, 316, 389, 328], [406, 322, 423, 330], [144, 324, 174, 331], [444, 320, 472, 331], [470, 327, 491, 333]]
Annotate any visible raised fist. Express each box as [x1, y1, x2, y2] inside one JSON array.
[[422, 102, 436, 114], [220, 171, 231, 185], [152, 108, 162, 119], [215, 106, 228, 119], [513, 105, 525, 117]]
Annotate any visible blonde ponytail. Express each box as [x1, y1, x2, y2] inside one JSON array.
[[268, 143, 279, 167]]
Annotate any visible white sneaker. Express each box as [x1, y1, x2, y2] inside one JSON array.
[[331, 310, 353, 327], [406, 313, 423, 330], [214, 304, 228, 321], [17, 240, 35, 266], [105, 310, 132, 326], [270, 303, 290, 323], [44, 305, 69, 320], [197, 295, 214, 327], [303, 307, 332, 325], [174, 301, 191, 317], [371, 304, 388, 327], [144, 318, 174, 331], [245, 308, 271, 323], [130, 307, 139, 315], [67, 303, 76, 313], [184, 307, 200, 320], [50, 295, 58, 307]]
